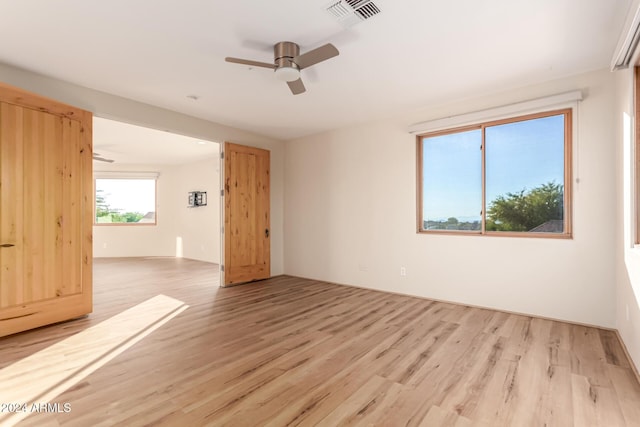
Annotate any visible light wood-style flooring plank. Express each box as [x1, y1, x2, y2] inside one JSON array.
[[0, 257, 639, 426]]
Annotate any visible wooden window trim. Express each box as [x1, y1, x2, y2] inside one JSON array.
[[416, 108, 573, 238], [93, 178, 158, 226]]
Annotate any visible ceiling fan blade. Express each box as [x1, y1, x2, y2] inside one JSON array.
[[293, 43, 339, 69], [93, 155, 114, 163], [225, 57, 275, 69], [287, 78, 306, 95]]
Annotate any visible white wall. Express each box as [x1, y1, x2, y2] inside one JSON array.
[[0, 62, 284, 275], [285, 69, 618, 328], [171, 157, 220, 263], [93, 157, 220, 263], [614, 67, 640, 371]]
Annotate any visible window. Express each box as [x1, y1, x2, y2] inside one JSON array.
[[417, 109, 572, 237], [95, 178, 157, 225]]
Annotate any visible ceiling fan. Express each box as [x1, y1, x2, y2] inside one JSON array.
[[93, 152, 114, 163], [225, 41, 339, 95]]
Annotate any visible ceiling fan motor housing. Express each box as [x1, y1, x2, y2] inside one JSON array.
[[274, 41, 300, 67]]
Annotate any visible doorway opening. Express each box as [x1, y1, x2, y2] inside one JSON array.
[[92, 117, 221, 266]]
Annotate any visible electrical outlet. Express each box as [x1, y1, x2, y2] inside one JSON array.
[[400, 267, 407, 276]]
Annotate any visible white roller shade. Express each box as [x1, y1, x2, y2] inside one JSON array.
[[408, 91, 583, 135]]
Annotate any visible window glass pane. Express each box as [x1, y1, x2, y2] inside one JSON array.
[[95, 179, 156, 224], [485, 114, 565, 233], [422, 129, 482, 231]]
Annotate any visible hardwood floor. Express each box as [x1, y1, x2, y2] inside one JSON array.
[[1, 257, 640, 426]]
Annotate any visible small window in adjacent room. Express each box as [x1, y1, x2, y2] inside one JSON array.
[[95, 178, 157, 225], [417, 108, 572, 237]]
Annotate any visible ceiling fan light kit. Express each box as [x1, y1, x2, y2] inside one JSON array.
[[225, 41, 339, 95], [274, 65, 300, 82]]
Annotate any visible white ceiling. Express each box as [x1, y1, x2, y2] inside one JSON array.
[[94, 117, 219, 165], [0, 0, 633, 141]]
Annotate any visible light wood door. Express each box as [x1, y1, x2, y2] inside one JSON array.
[[0, 82, 92, 337], [223, 142, 270, 286]]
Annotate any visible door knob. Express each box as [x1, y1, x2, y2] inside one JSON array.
[[265, 229, 269, 238], [0, 243, 15, 248]]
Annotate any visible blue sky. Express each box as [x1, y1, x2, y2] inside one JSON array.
[[422, 114, 565, 221]]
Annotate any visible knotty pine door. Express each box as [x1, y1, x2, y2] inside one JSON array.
[[0, 82, 93, 337], [223, 142, 270, 286]]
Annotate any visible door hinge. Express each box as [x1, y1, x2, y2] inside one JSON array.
[[220, 151, 224, 159], [221, 265, 224, 272], [221, 226, 224, 234], [220, 189, 224, 197]]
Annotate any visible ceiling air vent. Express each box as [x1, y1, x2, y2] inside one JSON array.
[[325, 0, 381, 27]]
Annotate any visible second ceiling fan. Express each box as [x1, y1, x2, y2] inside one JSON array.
[[225, 41, 339, 95]]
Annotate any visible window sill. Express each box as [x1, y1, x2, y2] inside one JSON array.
[[417, 229, 572, 239], [93, 223, 157, 227]]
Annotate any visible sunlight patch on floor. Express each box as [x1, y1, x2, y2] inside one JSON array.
[[0, 294, 188, 426]]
